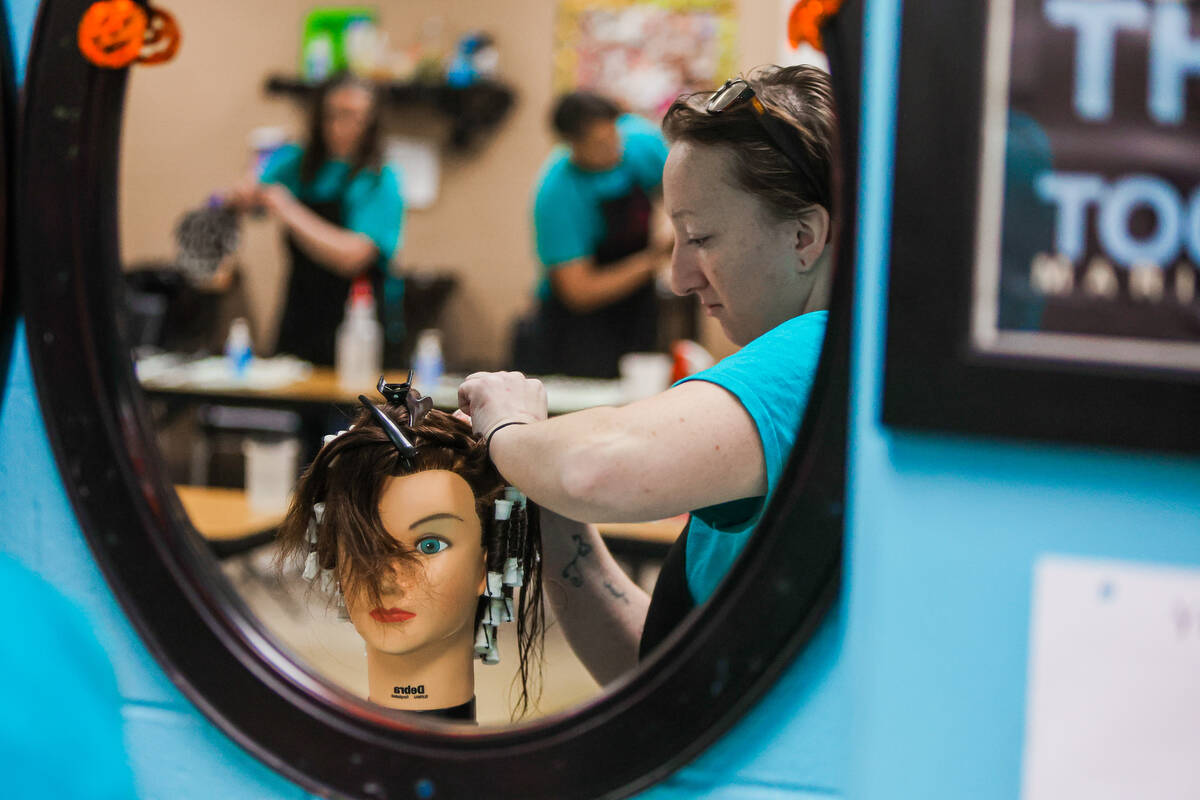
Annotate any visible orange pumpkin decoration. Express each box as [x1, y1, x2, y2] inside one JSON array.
[[137, 7, 181, 65], [787, 0, 844, 52], [78, 0, 148, 69]]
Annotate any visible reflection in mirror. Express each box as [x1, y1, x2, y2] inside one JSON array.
[[120, 0, 836, 726], [275, 397, 544, 723]]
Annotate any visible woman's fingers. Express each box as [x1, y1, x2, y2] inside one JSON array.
[[456, 372, 548, 439]]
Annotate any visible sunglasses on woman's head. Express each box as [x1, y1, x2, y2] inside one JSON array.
[[705, 79, 820, 202]]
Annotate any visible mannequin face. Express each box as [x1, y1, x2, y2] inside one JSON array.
[[343, 470, 487, 658]]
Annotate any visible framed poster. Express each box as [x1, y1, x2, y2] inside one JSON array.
[[883, 0, 1200, 453], [554, 0, 737, 118]]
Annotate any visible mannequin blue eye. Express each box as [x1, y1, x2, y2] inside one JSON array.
[[416, 536, 449, 555]]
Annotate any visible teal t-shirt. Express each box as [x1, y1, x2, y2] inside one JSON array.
[[260, 143, 405, 270], [531, 113, 669, 299], [677, 310, 829, 604]]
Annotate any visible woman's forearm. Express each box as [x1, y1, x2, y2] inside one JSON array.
[[275, 199, 378, 278], [461, 379, 765, 524], [539, 510, 649, 685], [487, 406, 659, 522], [550, 251, 658, 314]]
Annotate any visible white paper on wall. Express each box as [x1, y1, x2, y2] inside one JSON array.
[[386, 136, 440, 211], [1022, 555, 1200, 800]]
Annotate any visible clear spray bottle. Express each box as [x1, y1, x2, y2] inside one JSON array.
[[335, 277, 383, 391]]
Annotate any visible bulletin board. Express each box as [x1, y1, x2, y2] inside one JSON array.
[[554, 0, 737, 118]]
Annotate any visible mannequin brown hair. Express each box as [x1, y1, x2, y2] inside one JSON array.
[[277, 403, 544, 717]]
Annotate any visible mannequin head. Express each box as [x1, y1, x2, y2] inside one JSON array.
[[344, 469, 486, 660], [277, 399, 543, 717]]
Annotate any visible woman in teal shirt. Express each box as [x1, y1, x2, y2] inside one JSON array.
[[458, 66, 837, 682], [229, 74, 404, 365]]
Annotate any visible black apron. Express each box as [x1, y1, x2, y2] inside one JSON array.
[[638, 523, 694, 659], [529, 185, 660, 378], [274, 194, 384, 367]]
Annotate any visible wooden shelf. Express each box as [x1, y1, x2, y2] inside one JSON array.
[[264, 75, 516, 149]]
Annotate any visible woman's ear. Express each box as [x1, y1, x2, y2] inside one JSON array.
[[794, 205, 831, 273]]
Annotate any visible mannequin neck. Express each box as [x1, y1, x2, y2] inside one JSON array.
[[366, 627, 476, 712]]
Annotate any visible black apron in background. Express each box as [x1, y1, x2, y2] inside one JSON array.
[[532, 185, 660, 379], [274, 194, 384, 367]]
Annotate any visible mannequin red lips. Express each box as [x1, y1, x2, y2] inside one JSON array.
[[370, 608, 416, 623]]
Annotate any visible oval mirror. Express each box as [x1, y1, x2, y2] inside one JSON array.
[[18, 0, 861, 796]]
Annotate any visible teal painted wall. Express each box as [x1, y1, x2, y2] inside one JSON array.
[[843, 2, 1200, 799]]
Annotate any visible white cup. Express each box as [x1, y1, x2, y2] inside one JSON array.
[[243, 437, 300, 513], [619, 352, 673, 403]]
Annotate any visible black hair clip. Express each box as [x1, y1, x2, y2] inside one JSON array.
[[376, 373, 433, 428], [377, 373, 412, 404], [357, 395, 418, 466]]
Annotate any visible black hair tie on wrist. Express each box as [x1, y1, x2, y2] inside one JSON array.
[[485, 421, 528, 454]]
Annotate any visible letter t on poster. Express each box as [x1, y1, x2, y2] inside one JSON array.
[[1022, 556, 1200, 799]]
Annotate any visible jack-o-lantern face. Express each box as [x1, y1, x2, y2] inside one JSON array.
[[787, 0, 843, 51], [137, 7, 181, 65], [78, 0, 148, 69]]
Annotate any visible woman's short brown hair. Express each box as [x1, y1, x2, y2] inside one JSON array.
[[662, 64, 837, 222]]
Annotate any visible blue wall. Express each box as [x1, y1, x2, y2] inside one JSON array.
[[3, 0, 1198, 798], [843, 2, 1200, 799]]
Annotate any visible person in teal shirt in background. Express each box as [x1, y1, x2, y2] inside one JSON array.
[[517, 91, 673, 378], [228, 74, 405, 366]]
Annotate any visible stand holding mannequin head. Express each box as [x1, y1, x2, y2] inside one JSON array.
[[277, 378, 544, 721]]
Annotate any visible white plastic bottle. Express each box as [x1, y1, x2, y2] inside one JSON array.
[[224, 317, 253, 380], [335, 278, 383, 391], [411, 329, 444, 392]]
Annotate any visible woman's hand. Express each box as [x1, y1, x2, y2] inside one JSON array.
[[224, 175, 263, 212], [258, 182, 298, 218], [457, 372, 548, 441]]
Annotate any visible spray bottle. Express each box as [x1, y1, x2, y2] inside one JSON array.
[[411, 329, 444, 392], [336, 277, 383, 391], [224, 317, 253, 380]]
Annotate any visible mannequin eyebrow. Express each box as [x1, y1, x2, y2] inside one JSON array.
[[409, 513, 463, 529]]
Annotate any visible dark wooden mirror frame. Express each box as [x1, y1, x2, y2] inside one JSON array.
[[0, 5, 14, 383], [17, 1, 861, 797]]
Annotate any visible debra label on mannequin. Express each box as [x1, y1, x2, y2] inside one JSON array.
[[277, 381, 543, 722], [457, 65, 837, 684]]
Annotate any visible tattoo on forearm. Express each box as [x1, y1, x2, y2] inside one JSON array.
[[561, 534, 592, 587], [603, 580, 630, 604]]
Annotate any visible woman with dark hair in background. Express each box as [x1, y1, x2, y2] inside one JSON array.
[[459, 65, 838, 682], [228, 73, 405, 365]]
